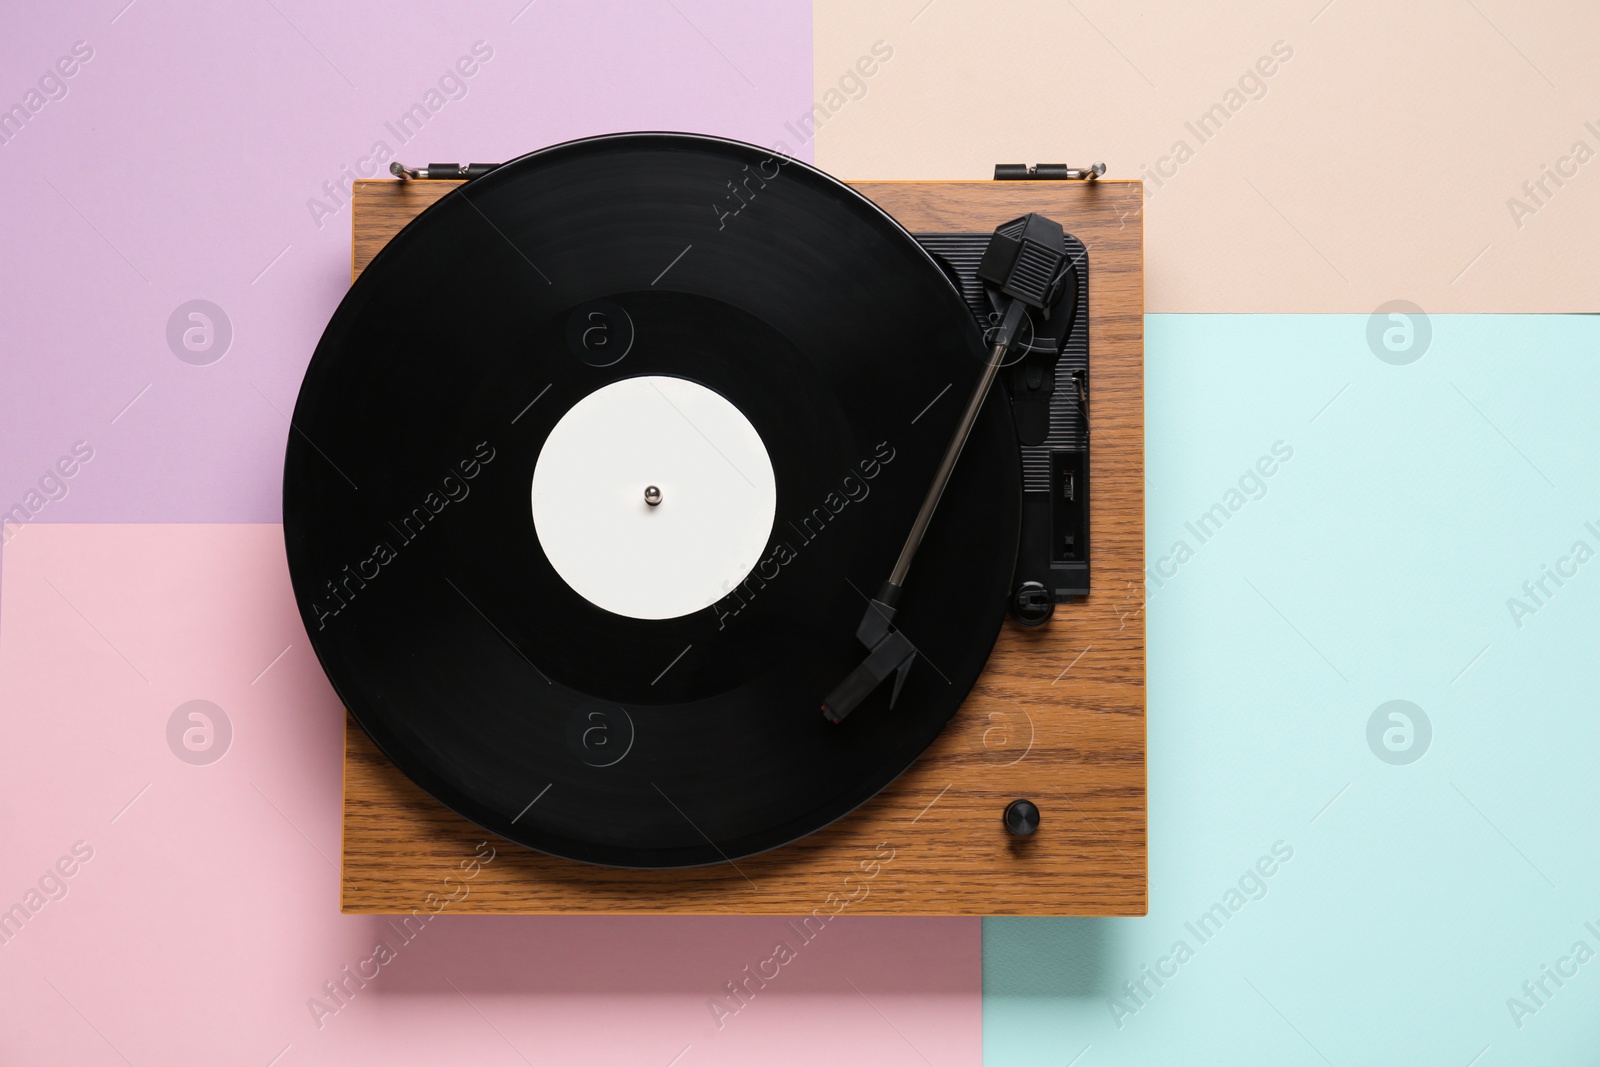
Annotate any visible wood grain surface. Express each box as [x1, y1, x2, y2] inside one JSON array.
[[342, 177, 1145, 915]]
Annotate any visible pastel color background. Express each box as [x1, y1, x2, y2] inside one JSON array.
[[817, 0, 1600, 313], [2, 1, 1596, 1064]]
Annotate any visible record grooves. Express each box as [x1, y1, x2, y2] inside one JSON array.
[[284, 134, 1021, 867]]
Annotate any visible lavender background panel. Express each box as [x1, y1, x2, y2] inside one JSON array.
[[0, 0, 812, 524]]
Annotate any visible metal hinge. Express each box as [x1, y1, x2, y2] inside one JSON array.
[[994, 162, 1105, 181], [389, 161, 501, 181]]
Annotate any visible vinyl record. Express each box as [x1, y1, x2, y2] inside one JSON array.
[[283, 132, 1021, 867]]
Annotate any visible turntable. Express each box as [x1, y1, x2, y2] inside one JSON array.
[[286, 134, 1145, 915]]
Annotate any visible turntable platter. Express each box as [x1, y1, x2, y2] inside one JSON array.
[[283, 133, 1020, 867]]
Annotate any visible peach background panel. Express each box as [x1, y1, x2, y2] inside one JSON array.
[[813, 0, 1599, 312]]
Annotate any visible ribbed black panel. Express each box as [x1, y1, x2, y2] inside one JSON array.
[[914, 231, 1090, 495]]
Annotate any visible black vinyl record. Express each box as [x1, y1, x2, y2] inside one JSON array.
[[283, 133, 1020, 867]]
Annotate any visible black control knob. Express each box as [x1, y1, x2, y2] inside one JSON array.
[[1003, 798, 1040, 837], [1011, 582, 1054, 626]]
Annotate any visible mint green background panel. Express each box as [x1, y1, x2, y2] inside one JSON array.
[[985, 314, 1600, 1066]]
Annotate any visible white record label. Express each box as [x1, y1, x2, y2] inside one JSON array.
[[530, 375, 777, 620]]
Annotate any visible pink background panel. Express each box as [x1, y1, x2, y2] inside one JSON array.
[[0, 524, 980, 1065]]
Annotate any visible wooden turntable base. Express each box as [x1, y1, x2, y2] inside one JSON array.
[[340, 174, 1146, 915]]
